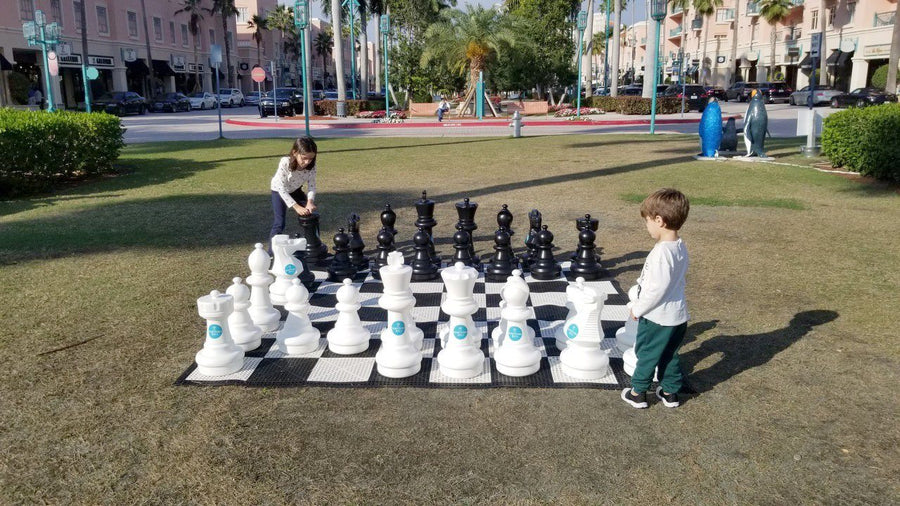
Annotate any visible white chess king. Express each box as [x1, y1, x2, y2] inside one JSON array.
[[493, 270, 542, 377], [195, 290, 245, 376], [375, 252, 422, 378], [326, 279, 371, 355], [269, 234, 308, 305]]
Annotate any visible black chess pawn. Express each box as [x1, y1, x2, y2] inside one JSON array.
[[327, 228, 356, 281], [570, 225, 602, 280], [452, 223, 481, 271], [485, 228, 517, 282], [380, 203, 398, 237], [370, 226, 395, 280], [496, 204, 514, 237], [346, 213, 368, 271], [519, 209, 542, 270], [297, 211, 329, 266], [410, 227, 439, 281], [530, 225, 561, 281], [414, 191, 439, 267], [572, 213, 600, 260], [456, 197, 478, 261]]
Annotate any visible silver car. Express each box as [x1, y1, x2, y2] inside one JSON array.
[[789, 85, 842, 106]]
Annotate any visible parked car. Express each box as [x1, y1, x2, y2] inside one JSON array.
[[704, 86, 727, 101], [725, 81, 761, 102], [789, 85, 842, 106], [663, 84, 709, 111], [830, 87, 899, 108], [244, 91, 261, 106], [217, 88, 245, 107], [620, 86, 642, 96], [258, 88, 304, 117], [324, 90, 339, 100], [760, 81, 792, 103], [188, 92, 218, 110], [94, 91, 147, 116], [151, 92, 191, 113]]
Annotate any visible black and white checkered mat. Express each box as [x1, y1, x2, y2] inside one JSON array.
[[176, 263, 631, 389]]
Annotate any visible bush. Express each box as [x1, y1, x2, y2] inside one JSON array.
[[822, 103, 900, 182], [586, 95, 680, 114], [8, 72, 31, 105], [870, 64, 888, 90], [0, 109, 125, 197], [313, 99, 380, 116]]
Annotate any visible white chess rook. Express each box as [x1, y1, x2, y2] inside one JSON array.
[[616, 284, 639, 352], [491, 270, 536, 346], [555, 277, 586, 351], [276, 279, 321, 355], [195, 290, 245, 376], [226, 277, 263, 351], [247, 242, 281, 331], [269, 234, 308, 305], [326, 279, 371, 355], [437, 262, 485, 378], [559, 286, 610, 380], [375, 252, 423, 378], [493, 269, 541, 377]]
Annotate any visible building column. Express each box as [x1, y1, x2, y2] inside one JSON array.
[[166, 75, 175, 92], [740, 62, 751, 82], [112, 66, 128, 91], [797, 69, 810, 90], [849, 57, 868, 90], [203, 71, 212, 92]]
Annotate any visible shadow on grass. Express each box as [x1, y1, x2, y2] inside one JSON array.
[[566, 135, 694, 150], [681, 310, 839, 394]]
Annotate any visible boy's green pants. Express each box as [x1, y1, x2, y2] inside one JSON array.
[[631, 317, 687, 394]]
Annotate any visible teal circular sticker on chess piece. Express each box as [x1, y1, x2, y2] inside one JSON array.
[[508, 326, 523, 341], [208, 324, 223, 339], [391, 321, 405, 336], [285, 264, 296, 275], [566, 324, 579, 339], [453, 325, 468, 340]]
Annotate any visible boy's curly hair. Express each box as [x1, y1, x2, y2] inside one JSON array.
[[640, 188, 690, 231]]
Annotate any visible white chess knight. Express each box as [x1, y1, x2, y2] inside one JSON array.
[[493, 269, 541, 377], [375, 252, 422, 378], [269, 234, 308, 305], [326, 278, 371, 355], [559, 285, 611, 380], [195, 290, 245, 376], [226, 277, 263, 351], [555, 277, 587, 351], [275, 278, 321, 355], [616, 284, 640, 352], [491, 270, 536, 346], [437, 262, 485, 378], [246, 242, 281, 332]]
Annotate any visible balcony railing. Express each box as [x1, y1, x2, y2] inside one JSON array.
[[746, 2, 760, 16], [790, 0, 804, 6], [716, 8, 735, 23], [691, 18, 703, 31], [669, 26, 683, 38], [785, 39, 799, 49], [873, 11, 895, 27]]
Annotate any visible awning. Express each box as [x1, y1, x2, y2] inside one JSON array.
[[825, 50, 841, 68], [0, 53, 12, 71], [687, 65, 698, 74], [799, 53, 812, 71], [125, 58, 150, 74], [152, 59, 175, 77], [836, 50, 853, 67]]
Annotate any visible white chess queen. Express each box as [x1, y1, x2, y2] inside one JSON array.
[[436, 262, 485, 378]]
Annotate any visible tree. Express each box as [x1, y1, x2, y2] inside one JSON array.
[[246, 14, 268, 67], [505, 0, 578, 99], [591, 30, 606, 85], [886, 0, 900, 93], [266, 5, 295, 86], [140, 0, 156, 96], [759, 0, 792, 81], [693, 0, 723, 86], [330, 0, 345, 101], [315, 30, 334, 88], [610, 0, 624, 96], [206, 0, 239, 87], [175, 0, 205, 92], [582, 0, 594, 98]]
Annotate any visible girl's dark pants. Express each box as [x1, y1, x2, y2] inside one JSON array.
[[631, 317, 687, 394], [269, 189, 307, 241]]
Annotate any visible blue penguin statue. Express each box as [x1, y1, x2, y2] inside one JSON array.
[[698, 97, 723, 157], [743, 89, 769, 157], [720, 117, 738, 152]]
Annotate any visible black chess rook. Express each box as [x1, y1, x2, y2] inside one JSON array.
[[297, 211, 329, 266]]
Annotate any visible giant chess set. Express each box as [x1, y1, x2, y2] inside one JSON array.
[[176, 193, 646, 389]]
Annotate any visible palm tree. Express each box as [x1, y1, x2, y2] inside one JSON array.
[[206, 0, 239, 87], [175, 0, 205, 92], [759, 0, 792, 81], [368, 0, 384, 94], [583, 0, 594, 98], [266, 5, 294, 86], [693, 0, 723, 86], [315, 30, 334, 88], [591, 31, 606, 88], [247, 14, 267, 67], [885, 0, 899, 93], [610, 0, 624, 96], [330, 0, 346, 101], [357, 0, 369, 97]]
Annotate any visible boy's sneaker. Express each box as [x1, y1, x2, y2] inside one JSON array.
[[655, 386, 680, 408], [621, 388, 648, 409]]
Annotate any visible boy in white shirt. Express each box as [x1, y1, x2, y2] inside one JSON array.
[[621, 188, 690, 409]]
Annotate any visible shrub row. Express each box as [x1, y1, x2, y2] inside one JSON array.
[[822, 103, 900, 182], [587, 95, 680, 114], [312, 99, 382, 116], [0, 109, 125, 197]]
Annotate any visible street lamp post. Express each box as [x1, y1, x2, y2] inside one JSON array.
[[380, 14, 389, 118], [603, 0, 610, 95], [576, 10, 587, 118], [294, 0, 311, 137], [342, 0, 359, 100], [22, 10, 60, 112], [649, 0, 667, 134]]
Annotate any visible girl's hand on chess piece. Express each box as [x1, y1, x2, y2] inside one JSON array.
[[294, 204, 311, 216], [306, 202, 317, 213]]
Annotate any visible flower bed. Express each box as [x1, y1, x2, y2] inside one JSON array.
[[553, 107, 604, 117]]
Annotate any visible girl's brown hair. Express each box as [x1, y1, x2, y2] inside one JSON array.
[[288, 136, 318, 172]]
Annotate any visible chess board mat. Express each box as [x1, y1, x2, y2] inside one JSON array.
[[176, 262, 632, 389]]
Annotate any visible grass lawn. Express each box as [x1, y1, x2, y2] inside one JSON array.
[[1, 134, 898, 503]]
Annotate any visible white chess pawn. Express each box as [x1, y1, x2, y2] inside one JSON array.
[[491, 269, 536, 346], [493, 270, 541, 377], [276, 279, 321, 355], [247, 243, 281, 331], [559, 286, 610, 380], [437, 262, 485, 378], [555, 277, 586, 351], [375, 252, 422, 378], [226, 277, 262, 351], [195, 290, 245, 376], [616, 284, 639, 352], [327, 278, 371, 355], [622, 346, 659, 381], [269, 234, 308, 305]]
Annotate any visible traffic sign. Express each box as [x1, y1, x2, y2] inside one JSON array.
[[210, 44, 222, 65], [810, 32, 822, 59], [86, 66, 99, 80], [251, 66, 265, 83]]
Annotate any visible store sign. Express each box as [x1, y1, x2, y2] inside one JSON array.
[[57, 42, 72, 57], [188, 63, 205, 72], [122, 47, 137, 62], [863, 44, 891, 58], [171, 55, 186, 72], [88, 55, 115, 67], [717, 56, 726, 64], [60, 53, 83, 66]]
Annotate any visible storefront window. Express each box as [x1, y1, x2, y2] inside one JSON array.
[[96, 5, 109, 34], [127, 11, 138, 38], [51, 0, 62, 26], [154, 17, 162, 41]]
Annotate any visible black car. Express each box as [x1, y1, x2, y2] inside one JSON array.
[[830, 87, 899, 108], [151, 92, 192, 112], [259, 88, 304, 117], [620, 86, 642, 96], [94, 91, 147, 116], [704, 86, 726, 101], [725, 81, 762, 102], [663, 84, 709, 111], [760, 81, 792, 103]]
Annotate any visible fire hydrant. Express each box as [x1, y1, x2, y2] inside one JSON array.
[[509, 111, 522, 138]]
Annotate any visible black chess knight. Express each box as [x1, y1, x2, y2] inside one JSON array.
[[519, 209, 542, 270]]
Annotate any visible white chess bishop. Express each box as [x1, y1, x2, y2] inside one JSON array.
[[246, 242, 281, 332], [493, 270, 542, 377], [326, 279, 371, 355], [616, 284, 639, 352], [559, 285, 610, 380], [555, 277, 587, 351], [269, 234, 308, 305], [275, 278, 321, 355], [375, 252, 422, 378], [491, 270, 536, 346], [226, 277, 262, 351], [437, 262, 485, 378], [195, 290, 245, 376]]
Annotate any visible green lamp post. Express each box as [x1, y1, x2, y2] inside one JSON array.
[[576, 10, 587, 118], [294, 0, 311, 137], [341, 0, 359, 100], [22, 10, 60, 112], [649, 0, 667, 134], [380, 14, 389, 118]]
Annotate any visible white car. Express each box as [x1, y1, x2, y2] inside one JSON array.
[[188, 92, 217, 110], [217, 88, 245, 107]]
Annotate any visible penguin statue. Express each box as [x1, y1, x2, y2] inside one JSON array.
[[720, 117, 738, 153], [743, 90, 770, 158], [698, 97, 723, 158]]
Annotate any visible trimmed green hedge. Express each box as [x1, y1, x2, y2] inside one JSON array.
[[587, 95, 680, 114], [822, 103, 900, 182], [0, 109, 125, 197], [313, 99, 381, 116]]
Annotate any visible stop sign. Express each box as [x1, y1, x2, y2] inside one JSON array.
[[251, 67, 265, 83]]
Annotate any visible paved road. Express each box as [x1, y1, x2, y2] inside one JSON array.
[[121, 100, 838, 144]]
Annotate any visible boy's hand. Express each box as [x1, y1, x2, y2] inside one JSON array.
[[629, 310, 637, 321]]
